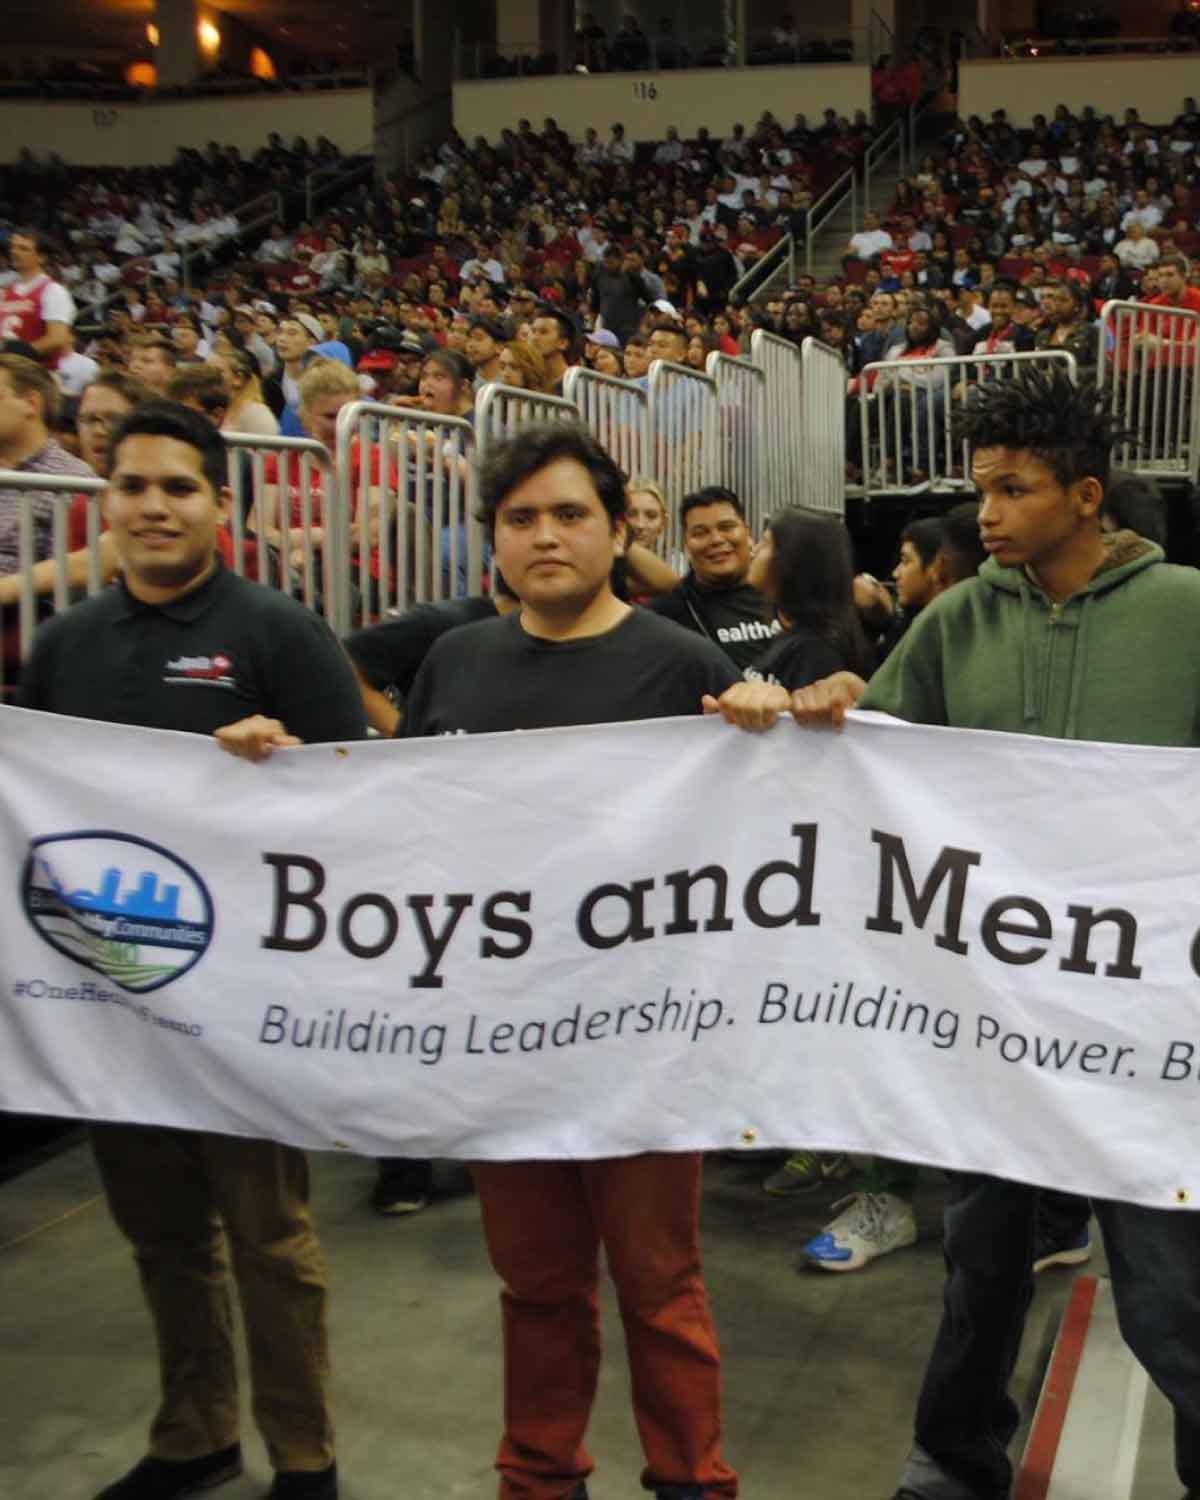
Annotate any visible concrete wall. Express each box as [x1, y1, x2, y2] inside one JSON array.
[[0, 89, 372, 167], [452, 63, 870, 142], [959, 56, 1199, 127]]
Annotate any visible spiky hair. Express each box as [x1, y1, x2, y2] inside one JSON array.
[[953, 366, 1119, 489]]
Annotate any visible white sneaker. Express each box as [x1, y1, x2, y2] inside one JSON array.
[[801, 1191, 917, 1272]]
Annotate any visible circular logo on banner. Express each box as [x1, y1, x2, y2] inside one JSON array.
[[21, 831, 215, 995]]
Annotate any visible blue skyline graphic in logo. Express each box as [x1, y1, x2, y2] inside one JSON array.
[[22, 832, 215, 994]]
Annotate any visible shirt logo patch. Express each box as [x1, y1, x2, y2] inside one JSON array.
[[163, 654, 237, 690]]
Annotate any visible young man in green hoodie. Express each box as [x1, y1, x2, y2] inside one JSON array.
[[705, 366, 1200, 1500]]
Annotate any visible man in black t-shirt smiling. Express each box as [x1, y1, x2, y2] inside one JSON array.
[[403, 425, 738, 1500], [646, 486, 780, 671]]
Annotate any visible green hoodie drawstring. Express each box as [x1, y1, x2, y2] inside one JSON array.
[[1063, 592, 1095, 740], [1020, 576, 1040, 724]]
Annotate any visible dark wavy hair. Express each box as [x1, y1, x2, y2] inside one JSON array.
[[761, 507, 873, 677], [477, 422, 626, 535], [953, 366, 1119, 489]]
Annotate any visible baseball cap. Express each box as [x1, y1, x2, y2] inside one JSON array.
[[293, 312, 323, 342], [234, 303, 257, 319], [652, 298, 678, 317], [586, 328, 621, 349]]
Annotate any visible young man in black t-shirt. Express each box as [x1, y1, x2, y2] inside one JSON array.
[[646, 486, 780, 671], [403, 425, 738, 1500], [21, 402, 361, 1500]]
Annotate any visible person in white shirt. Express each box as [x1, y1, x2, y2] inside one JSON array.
[[959, 285, 992, 332], [577, 128, 606, 167], [54, 338, 100, 398], [257, 222, 293, 262], [653, 127, 684, 166], [1018, 146, 1048, 177], [846, 212, 894, 262], [459, 245, 505, 284], [607, 124, 634, 163], [1121, 190, 1163, 233], [150, 234, 181, 280], [1114, 220, 1161, 269]]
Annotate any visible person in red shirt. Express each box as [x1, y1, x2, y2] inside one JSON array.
[[255, 358, 398, 605], [1137, 253, 1200, 361], [0, 227, 76, 368], [880, 230, 918, 284]]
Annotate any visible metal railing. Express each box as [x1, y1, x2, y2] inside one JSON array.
[[0, 473, 107, 696], [730, 233, 795, 306], [646, 359, 718, 556], [705, 352, 766, 533], [475, 384, 582, 455], [222, 433, 339, 627], [180, 188, 285, 289], [800, 338, 847, 516], [1098, 300, 1200, 485], [750, 329, 804, 511], [333, 401, 482, 631], [857, 350, 1078, 500], [562, 368, 648, 479], [304, 149, 373, 222], [863, 117, 906, 216], [806, 167, 857, 276]]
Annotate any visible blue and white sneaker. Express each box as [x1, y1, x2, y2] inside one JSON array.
[[801, 1191, 917, 1272]]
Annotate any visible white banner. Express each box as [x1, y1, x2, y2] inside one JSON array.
[[2, 705, 1199, 1210]]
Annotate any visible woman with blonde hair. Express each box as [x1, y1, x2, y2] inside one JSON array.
[[210, 347, 280, 436], [497, 340, 548, 393]]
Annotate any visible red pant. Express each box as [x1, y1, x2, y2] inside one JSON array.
[[472, 1153, 738, 1500]]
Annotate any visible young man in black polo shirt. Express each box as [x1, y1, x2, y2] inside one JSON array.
[[647, 486, 779, 672], [21, 401, 365, 1500], [402, 424, 739, 1500]]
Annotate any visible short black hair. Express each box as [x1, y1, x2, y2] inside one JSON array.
[[1101, 474, 1167, 548], [533, 305, 580, 359], [680, 485, 744, 526], [899, 515, 944, 567], [954, 367, 1118, 489], [477, 423, 626, 536], [938, 501, 986, 584], [109, 400, 228, 497]]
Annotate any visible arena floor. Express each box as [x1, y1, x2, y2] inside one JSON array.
[[0, 1140, 1179, 1500]]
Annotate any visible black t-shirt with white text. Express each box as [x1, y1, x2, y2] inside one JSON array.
[[742, 629, 848, 691], [645, 575, 780, 671], [402, 607, 737, 737]]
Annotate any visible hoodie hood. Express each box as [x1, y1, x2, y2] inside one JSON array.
[[980, 529, 1162, 599]]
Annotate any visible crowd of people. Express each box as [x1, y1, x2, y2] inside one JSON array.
[[4, 100, 1197, 497], [2, 95, 1200, 1500]]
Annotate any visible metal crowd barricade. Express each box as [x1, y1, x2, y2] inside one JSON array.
[[800, 337, 847, 518], [749, 330, 803, 512], [333, 401, 482, 631], [705, 352, 765, 534], [646, 360, 719, 557], [0, 472, 107, 697], [1098, 299, 1200, 485], [221, 432, 341, 630], [562, 368, 648, 480], [474, 383, 583, 460], [857, 350, 1078, 501]]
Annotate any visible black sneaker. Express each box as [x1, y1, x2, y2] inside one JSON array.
[[370, 1158, 433, 1216], [266, 1463, 338, 1499], [93, 1445, 242, 1499]]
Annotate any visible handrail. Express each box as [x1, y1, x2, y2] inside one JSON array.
[[998, 34, 1198, 57], [805, 166, 856, 276], [730, 233, 794, 304], [304, 146, 373, 222], [180, 187, 284, 289], [863, 117, 905, 213]]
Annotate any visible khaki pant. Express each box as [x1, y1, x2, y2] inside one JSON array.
[[90, 1124, 334, 1473]]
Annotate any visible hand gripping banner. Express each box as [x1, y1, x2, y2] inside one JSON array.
[[1, 705, 1198, 1210]]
